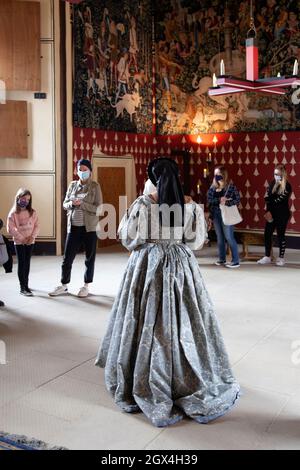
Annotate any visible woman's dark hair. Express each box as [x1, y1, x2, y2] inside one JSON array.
[[150, 157, 185, 227]]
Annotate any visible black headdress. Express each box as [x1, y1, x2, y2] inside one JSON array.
[[147, 157, 185, 227]]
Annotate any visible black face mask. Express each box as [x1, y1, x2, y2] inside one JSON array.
[[17, 199, 29, 209], [215, 175, 223, 182]]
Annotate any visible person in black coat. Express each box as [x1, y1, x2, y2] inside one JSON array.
[[0, 218, 13, 273], [257, 164, 292, 267], [0, 218, 11, 307]]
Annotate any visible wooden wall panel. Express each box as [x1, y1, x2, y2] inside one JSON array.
[[0, 0, 41, 90], [0, 100, 28, 158], [0, 1, 13, 89], [13, 1, 41, 91]]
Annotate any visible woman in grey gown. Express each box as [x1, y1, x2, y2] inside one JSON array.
[[95, 158, 240, 427]]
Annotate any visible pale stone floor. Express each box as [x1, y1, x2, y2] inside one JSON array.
[[0, 244, 300, 450]]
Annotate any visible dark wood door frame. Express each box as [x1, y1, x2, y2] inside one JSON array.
[[59, 1, 68, 252]]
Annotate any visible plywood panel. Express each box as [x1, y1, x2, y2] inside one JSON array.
[[0, 43, 55, 172], [21, 0, 53, 40], [0, 0, 41, 90], [98, 167, 126, 248], [0, 1, 13, 88], [13, 1, 41, 90], [0, 100, 28, 158]]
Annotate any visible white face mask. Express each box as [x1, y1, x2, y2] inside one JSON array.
[[274, 174, 282, 182], [78, 170, 90, 181]]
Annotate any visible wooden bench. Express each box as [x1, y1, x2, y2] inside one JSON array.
[[240, 231, 272, 261]]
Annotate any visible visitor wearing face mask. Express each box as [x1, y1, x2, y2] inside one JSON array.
[[257, 164, 292, 267], [207, 166, 241, 268], [7, 189, 39, 296], [49, 159, 102, 298]]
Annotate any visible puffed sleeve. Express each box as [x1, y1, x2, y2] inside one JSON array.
[[118, 197, 148, 251], [184, 202, 207, 250]]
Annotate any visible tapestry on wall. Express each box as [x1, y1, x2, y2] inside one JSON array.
[[155, 0, 300, 134], [73, 0, 153, 133]]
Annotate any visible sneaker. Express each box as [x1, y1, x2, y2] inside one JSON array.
[[77, 286, 89, 298], [257, 256, 272, 265], [215, 260, 226, 266], [20, 288, 33, 297], [225, 262, 240, 268], [48, 285, 68, 297], [24, 287, 33, 297], [276, 257, 285, 267]]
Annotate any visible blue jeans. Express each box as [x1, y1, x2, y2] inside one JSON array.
[[213, 211, 240, 264]]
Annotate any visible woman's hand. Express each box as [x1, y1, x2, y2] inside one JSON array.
[[264, 211, 273, 222], [149, 191, 158, 202], [204, 213, 213, 231], [72, 199, 82, 206], [220, 197, 231, 205], [184, 195, 193, 203]]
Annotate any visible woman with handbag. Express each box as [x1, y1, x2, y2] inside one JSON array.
[[207, 166, 241, 268], [257, 164, 292, 267]]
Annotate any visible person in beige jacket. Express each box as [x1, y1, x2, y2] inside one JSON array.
[[49, 159, 102, 298]]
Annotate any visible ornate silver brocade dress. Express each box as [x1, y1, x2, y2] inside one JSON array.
[[95, 195, 240, 427]]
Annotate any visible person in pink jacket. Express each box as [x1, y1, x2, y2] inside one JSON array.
[[7, 188, 39, 296]]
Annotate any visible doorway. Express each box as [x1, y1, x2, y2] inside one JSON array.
[[92, 153, 137, 249]]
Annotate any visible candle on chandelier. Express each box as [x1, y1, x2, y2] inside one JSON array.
[[197, 183, 200, 194], [212, 73, 217, 87], [220, 59, 225, 76], [293, 59, 299, 76], [203, 168, 208, 179]]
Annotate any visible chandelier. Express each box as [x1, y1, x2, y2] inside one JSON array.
[[208, 0, 300, 97]]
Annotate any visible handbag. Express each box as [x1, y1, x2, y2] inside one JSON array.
[[220, 204, 243, 225], [219, 185, 243, 226], [0, 234, 9, 266]]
